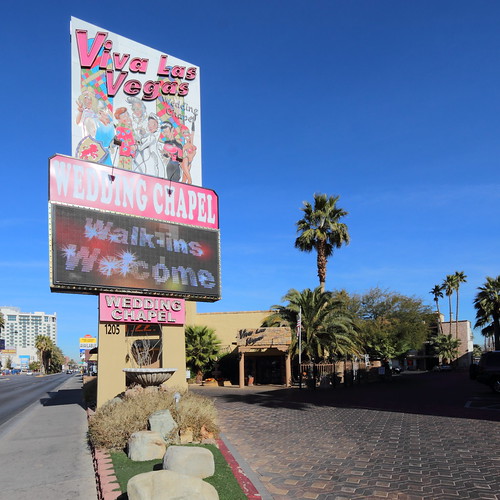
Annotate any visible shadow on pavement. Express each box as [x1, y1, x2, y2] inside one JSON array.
[[40, 388, 86, 409], [194, 371, 500, 423]]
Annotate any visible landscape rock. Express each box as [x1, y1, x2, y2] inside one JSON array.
[[149, 409, 178, 442], [128, 431, 166, 461], [179, 428, 194, 444], [125, 385, 144, 398], [127, 470, 218, 500], [163, 445, 215, 478], [200, 425, 214, 440]]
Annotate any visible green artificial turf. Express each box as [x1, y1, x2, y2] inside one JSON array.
[[110, 444, 247, 500]]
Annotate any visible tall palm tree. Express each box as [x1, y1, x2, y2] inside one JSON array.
[[185, 325, 221, 383], [295, 193, 350, 292], [453, 271, 467, 339], [474, 276, 500, 351], [429, 284, 444, 335], [263, 287, 360, 361], [443, 274, 457, 336]]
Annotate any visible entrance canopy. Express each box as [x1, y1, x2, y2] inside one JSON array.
[[236, 327, 292, 387]]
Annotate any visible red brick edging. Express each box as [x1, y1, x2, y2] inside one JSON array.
[[217, 438, 262, 499], [87, 409, 121, 500]]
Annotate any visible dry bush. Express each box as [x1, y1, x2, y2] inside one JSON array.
[[174, 392, 219, 441], [88, 387, 219, 450]]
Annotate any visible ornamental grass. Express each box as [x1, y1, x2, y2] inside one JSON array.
[[87, 386, 219, 450]]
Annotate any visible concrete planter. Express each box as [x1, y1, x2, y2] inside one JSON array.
[[123, 368, 177, 387]]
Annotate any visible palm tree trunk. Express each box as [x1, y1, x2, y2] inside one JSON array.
[[316, 241, 327, 292], [39, 350, 45, 375], [494, 313, 500, 351], [435, 300, 443, 335], [455, 290, 459, 340], [448, 295, 453, 334]]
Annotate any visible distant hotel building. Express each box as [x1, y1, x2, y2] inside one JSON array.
[[0, 306, 57, 369]]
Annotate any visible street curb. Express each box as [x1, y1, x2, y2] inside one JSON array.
[[87, 408, 121, 500], [217, 437, 266, 499]]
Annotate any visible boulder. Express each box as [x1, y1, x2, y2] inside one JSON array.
[[200, 425, 214, 440], [127, 470, 218, 500], [149, 410, 178, 443], [179, 428, 194, 444], [144, 386, 159, 395], [128, 431, 166, 461], [163, 445, 215, 478]]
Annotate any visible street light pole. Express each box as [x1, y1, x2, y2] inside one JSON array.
[[298, 308, 302, 389]]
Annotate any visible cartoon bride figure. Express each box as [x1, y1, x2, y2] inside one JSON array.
[[75, 89, 97, 138]]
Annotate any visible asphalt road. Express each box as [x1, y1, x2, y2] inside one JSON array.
[[0, 372, 71, 428]]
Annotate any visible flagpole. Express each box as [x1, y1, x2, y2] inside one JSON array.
[[298, 308, 302, 389]]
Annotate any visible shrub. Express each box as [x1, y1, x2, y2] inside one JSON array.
[[88, 387, 219, 450], [82, 377, 97, 407], [174, 391, 219, 440]]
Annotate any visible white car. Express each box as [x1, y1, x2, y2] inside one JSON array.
[[25, 371, 33, 375]]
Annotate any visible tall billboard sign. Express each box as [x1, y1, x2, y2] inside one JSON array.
[[70, 18, 202, 186], [48, 20, 220, 302]]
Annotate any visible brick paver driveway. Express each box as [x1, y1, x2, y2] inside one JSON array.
[[193, 371, 500, 500]]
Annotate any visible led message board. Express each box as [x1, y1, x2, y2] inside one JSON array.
[[50, 203, 220, 301]]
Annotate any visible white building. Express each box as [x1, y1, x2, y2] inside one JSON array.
[[0, 306, 57, 369]]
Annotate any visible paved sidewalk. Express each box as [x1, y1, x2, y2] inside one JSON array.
[[0, 375, 97, 500], [194, 372, 500, 499]]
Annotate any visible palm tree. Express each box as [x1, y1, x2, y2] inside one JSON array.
[[263, 287, 360, 361], [35, 335, 54, 374], [474, 276, 500, 351], [429, 285, 444, 335], [443, 274, 457, 336], [295, 193, 350, 292], [0, 312, 4, 347], [453, 271, 467, 339], [431, 334, 460, 365], [185, 325, 221, 383]]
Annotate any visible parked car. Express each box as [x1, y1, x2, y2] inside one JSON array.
[[472, 351, 500, 393], [25, 371, 33, 376], [432, 364, 452, 372]]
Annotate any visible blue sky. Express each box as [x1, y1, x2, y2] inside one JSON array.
[[1, 0, 499, 361]]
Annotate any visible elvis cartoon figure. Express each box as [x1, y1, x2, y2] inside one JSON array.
[[135, 114, 162, 177]]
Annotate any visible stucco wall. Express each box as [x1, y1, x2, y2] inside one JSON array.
[[440, 320, 473, 369], [192, 310, 272, 349]]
